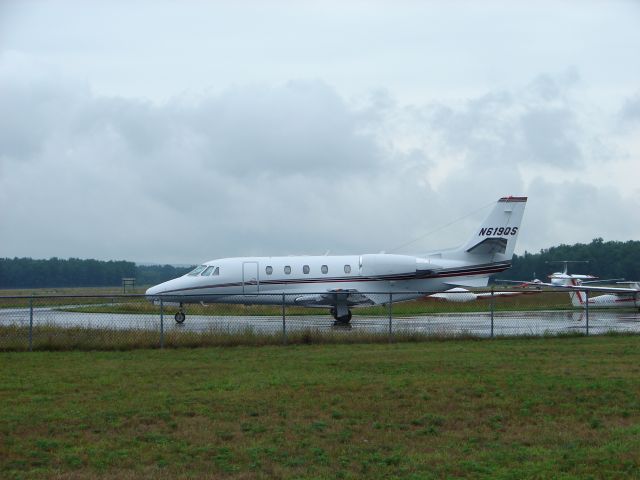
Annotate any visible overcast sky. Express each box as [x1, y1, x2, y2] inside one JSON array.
[[1, 1, 639, 264]]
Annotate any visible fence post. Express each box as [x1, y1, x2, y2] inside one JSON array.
[[388, 293, 393, 343], [585, 290, 589, 336], [490, 286, 495, 338], [282, 293, 287, 345], [28, 297, 33, 352], [160, 299, 164, 349]]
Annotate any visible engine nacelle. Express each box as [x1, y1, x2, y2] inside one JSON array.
[[360, 254, 418, 276]]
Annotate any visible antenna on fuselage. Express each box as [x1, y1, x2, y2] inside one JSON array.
[[386, 199, 495, 254]]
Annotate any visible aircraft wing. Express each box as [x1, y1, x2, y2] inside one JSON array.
[[558, 284, 639, 295], [474, 291, 533, 299], [495, 279, 544, 288], [293, 289, 379, 308], [522, 281, 556, 288], [498, 280, 639, 295], [497, 278, 625, 288], [583, 278, 626, 284]]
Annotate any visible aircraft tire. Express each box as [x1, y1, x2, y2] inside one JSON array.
[[333, 310, 352, 326], [174, 312, 186, 324]]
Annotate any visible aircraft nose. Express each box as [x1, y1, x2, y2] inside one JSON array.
[[145, 285, 161, 298]]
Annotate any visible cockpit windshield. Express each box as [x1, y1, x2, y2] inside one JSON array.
[[187, 265, 207, 276], [200, 266, 214, 276]]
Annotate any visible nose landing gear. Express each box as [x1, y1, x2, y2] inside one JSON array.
[[330, 307, 352, 327], [174, 304, 186, 324]]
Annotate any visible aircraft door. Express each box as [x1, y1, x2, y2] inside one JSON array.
[[242, 262, 259, 295]]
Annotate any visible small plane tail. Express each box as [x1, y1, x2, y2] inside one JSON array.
[[569, 291, 587, 307], [459, 196, 527, 262], [565, 278, 587, 307]]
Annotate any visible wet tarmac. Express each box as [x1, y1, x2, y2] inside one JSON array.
[[1, 305, 639, 337]]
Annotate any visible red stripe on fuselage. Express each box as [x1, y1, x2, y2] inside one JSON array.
[[614, 297, 636, 303]]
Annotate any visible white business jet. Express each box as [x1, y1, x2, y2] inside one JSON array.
[[546, 261, 597, 286], [146, 196, 527, 325]]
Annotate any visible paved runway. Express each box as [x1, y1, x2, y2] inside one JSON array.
[[1, 305, 639, 337]]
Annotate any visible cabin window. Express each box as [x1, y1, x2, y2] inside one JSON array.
[[303, 265, 310, 274], [266, 266, 273, 275], [344, 265, 351, 274], [201, 266, 214, 276], [321, 265, 328, 274], [187, 265, 207, 276], [284, 265, 291, 275], [212, 267, 219, 276]]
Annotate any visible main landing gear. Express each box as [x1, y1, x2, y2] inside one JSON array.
[[174, 304, 186, 324], [330, 307, 352, 327]]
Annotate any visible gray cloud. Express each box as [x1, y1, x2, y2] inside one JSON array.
[[1, 58, 636, 264], [519, 107, 581, 165], [0, 65, 440, 263], [620, 93, 640, 124], [2, 1, 639, 267], [189, 80, 381, 177], [0, 75, 84, 161], [424, 71, 587, 168], [524, 179, 640, 250]]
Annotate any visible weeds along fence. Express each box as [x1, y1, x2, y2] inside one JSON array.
[[0, 290, 638, 351]]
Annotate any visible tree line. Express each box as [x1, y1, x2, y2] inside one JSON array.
[[0, 257, 193, 289], [1, 238, 638, 288]]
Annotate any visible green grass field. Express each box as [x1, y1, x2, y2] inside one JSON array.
[[2, 337, 640, 479], [0, 287, 148, 309], [0, 287, 148, 297]]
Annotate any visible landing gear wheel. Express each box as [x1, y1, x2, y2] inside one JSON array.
[[174, 311, 186, 324], [332, 309, 352, 327]]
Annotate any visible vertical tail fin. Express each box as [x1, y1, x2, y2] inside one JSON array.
[[569, 291, 587, 307], [460, 196, 527, 261], [566, 278, 587, 307]]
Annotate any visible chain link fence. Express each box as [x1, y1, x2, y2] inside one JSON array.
[[1, 290, 639, 351]]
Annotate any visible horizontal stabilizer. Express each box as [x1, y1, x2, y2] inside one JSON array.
[[466, 237, 508, 255]]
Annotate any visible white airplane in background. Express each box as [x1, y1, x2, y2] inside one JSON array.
[[546, 261, 597, 286], [146, 196, 527, 325], [427, 287, 534, 303], [500, 261, 597, 288], [506, 261, 637, 310]]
